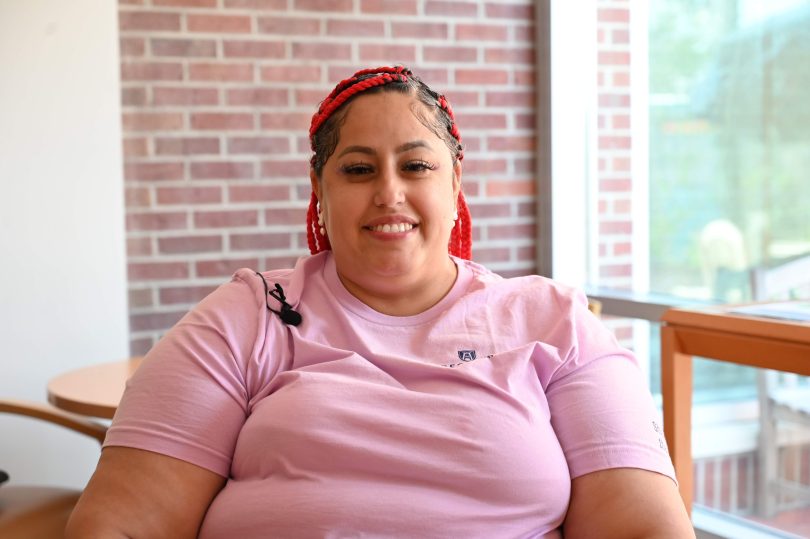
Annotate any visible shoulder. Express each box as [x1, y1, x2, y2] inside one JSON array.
[[458, 257, 588, 315]]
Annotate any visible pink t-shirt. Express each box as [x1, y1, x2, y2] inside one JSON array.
[[105, 252, 674, 538]]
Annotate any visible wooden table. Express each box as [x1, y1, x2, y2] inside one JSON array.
[[47, 357, 143, 419], [660, 305, 810, 512]]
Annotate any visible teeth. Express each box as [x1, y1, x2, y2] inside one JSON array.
[[370, 223, 414, 233]]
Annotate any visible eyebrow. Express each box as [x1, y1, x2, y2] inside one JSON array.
[[337, 140, 431, 158]]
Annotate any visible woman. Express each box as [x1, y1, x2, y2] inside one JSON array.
[[67, 66, 693, 538]]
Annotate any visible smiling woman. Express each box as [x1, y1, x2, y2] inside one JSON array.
[[66, 66, 694, 539]]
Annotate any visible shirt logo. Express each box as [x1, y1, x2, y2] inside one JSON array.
[[457, 349, 477, 362]]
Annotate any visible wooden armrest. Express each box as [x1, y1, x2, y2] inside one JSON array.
[[0, 398, 107, 444]]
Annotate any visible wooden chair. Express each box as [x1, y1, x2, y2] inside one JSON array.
[[0, 399, 107, 538], [752, 254, 810, 516]]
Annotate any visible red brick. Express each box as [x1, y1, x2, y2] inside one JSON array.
[[326, 20, 385, 37], [188, 14, 252, 33], [599, 7, 630, 23], [158, 235, 223, 254], [122, 87, 147, 106], [517, 245, 536, 261], [295, 0, 351, 11], [612, 28, 630, 45], [486, 180, 534, 197], [159, 285, 219, 305], [461, 158, 507, 175], [156, 186, 222, 204], [515, 113, 535, 129], [600, 178, 632, 192], [154, 0, 216, 6], [257, 16, 320, 35], [514, 25, 534, 43], [123, 138, 149, 158], [223, 40, 285, 58], [455, 112, 507, 129], [612, 71, 631, 87], [613, 199, 632, 214], [119, 11, 181, 32], [190, 63, 254, 82], [153, 87, 219, 106], [151, 38, 217, 57], [155, 137, 221, 155], [516, 201, 534, 217], [264, 207, 306, 225], [226, 88, 288, 106], [225, 0, 286, 8], [121, 62, 183, 81], [455, 68, 509, 85], [194, 210, 259, 228], [127, 212, 188, 231], [130, 337, 154, 357], [130, 311, 187, 332], [485, 90, 534, 108], [443, 89, 479, 107], [514, 68, 534, 86], [124, 162, 185, 181], [425, 1, 478, 16], [260, 159, 308, 178], [120, 0, 146, 5], [125, 186, 152, 207], [489, 135, 535, 152], [260, 112, 310, 130], [230, 232, 291, 250], [392, 22, 448, 39], [361, 0, 417, 14], [127, 237, 153, 257], [485, 2, 533, 19], [265, 255, 301, 269], [424, 46, 477, 63], [295, 88, 329, 107], [359, 44, 416, 63], [599, 263, 632, 278], [468, 202, 511, 218], [292, 42, 351, 61], [261, 65, 321, 82], [123, 112, 184, 131], [129, 288, 153, 309], [190, 161, 256, 180], [229, 184, 291, 202], [456, 24, 508, 41], [196, 257, 260, 277], [191, 113, 254, 130], [514, 157, 534, 174], [128, 261, 189, 280], [599, 220, 632, 234], [598, 51, 630, 66], [485, 47, 535, 65], [475, 247, 511, 263], [227, 136, 289, 154], [488, 223, 534, 239], [120, 37, 145, 56], [612, 156, 631, 171], [599, 135, 631, 150]]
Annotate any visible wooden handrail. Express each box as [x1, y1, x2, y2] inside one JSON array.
[[0, 398, 107, 444]]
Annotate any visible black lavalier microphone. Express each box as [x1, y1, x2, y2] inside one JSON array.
[[255, 272, 302, 326]]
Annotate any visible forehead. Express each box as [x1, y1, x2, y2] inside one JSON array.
[[337, 92, 441, 147]]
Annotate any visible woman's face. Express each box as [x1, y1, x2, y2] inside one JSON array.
[[311, 91, 461, 304]]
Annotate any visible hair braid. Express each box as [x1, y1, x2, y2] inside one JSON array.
[[308, 65, 473, 260]]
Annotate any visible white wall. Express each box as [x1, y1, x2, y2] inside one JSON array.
[[0, 0, 128, 488]]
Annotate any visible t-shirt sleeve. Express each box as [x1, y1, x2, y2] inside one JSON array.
[[103, 269, 276, 477], [544, 291, 676, 483]]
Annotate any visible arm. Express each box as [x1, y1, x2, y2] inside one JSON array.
[[66, 446, 226, 539], [563, 468, 694, 539]]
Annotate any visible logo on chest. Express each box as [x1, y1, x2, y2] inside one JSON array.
[[442, 349, 493, 368]]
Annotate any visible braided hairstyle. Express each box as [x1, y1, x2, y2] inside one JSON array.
[[306, 65, 472, 260]]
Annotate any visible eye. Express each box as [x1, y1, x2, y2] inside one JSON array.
[[402, 160, 438, 173], [340, 162, 374, 175]]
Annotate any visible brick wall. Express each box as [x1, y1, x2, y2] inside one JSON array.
[[119, 0, 537, 353], [596, 1, 632, 290]]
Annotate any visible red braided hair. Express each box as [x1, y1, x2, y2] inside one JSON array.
[[306, 65, 472, 260]]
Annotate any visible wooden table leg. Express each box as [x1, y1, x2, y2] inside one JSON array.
[[661, 325, 694, 514]]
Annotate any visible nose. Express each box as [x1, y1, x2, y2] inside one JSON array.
[[373, 166, 405, 208]]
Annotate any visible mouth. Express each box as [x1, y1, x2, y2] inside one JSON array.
[[364, 223, 416, 233]]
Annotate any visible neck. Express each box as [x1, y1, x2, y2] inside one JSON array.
[[336, 257, 458, 316]]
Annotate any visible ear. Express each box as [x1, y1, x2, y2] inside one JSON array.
[[309, 168, 322, 206]]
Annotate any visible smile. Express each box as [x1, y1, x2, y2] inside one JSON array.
[[367, 223, 415, 233]]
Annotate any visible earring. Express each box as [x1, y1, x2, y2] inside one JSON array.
[[453, 210, 459, 221], [317, 210, 326, 236]]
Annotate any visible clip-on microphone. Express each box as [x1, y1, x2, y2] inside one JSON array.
[[255, 272, 302, 326]]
